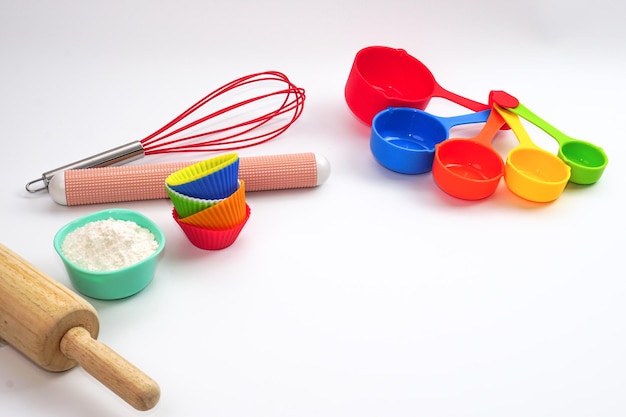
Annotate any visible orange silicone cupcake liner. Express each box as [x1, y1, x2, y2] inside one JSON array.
[[178, 180, 247, 229]]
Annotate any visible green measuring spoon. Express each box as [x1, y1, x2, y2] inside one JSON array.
[[490, 91, 608, 185]]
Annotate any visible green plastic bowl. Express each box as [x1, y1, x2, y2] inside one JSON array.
[[53, 209, 166, 300]]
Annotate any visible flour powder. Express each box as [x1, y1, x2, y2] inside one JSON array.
[[62, 217, 159, 272]]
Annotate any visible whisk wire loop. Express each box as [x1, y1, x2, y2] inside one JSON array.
[[141, 71, 305, 154]]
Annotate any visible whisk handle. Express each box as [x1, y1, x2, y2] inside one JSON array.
[[48, 153, 330, 206], [25, 141, 145, 193]]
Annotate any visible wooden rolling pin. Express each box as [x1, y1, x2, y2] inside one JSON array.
[[0, 244, 160, 411]]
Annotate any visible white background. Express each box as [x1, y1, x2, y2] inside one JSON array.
[[1, 1, 625, 416]]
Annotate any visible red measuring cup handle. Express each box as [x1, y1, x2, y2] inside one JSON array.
[[431, 83, 490, 112], [487, 90, 520, 130], [488, 90, 520, 108]]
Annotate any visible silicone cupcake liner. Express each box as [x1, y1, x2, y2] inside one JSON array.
[[166, 154, 239, 200], [166, 153, 239, 185], [166, 184, 222, 219], [173, 205, 251, 250], [178, 180, 247, 229]]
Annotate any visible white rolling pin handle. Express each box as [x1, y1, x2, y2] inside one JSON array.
[[49, 153, 330, 206]]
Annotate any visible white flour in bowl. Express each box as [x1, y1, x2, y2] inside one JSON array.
[[61, 217, 159, 272]]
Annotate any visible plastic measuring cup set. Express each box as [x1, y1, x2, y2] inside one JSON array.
[[345, 46, 609, 203]]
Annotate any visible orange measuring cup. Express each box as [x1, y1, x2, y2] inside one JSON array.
[[432, 109, 506, 200], [494, 104, 571, 203]]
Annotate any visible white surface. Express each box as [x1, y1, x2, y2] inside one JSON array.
[[1, 1, 625, 416]]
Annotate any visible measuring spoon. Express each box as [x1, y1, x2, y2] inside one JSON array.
[[432, 108, 507, 200], [490, 91, 607, 184], [370, 107, 491, 174], [494, 104, 571, 203], [346, 46, 489, 125]]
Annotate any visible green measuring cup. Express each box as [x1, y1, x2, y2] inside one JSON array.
[[490, 91, 608, 185]]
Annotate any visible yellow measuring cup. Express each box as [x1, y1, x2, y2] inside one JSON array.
[[494, 104, 571, 203]]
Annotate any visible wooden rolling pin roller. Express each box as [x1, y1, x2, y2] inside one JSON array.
[[47, 152, 331, 206], [0, 244, 160, 411]]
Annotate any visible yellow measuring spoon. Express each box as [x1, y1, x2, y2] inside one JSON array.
[[494, 104, 571, 203]]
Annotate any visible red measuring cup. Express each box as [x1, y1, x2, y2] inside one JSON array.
[[345, 46, 489, 125], [432, 108, 507, 200]]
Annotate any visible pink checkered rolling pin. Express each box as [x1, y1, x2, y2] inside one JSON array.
[[48, 153, 330, 206]]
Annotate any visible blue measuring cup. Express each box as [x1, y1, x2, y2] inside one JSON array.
[[370, 107, 491, 174]]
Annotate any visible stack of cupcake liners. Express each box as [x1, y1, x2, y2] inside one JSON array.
[[166, 153, 251, 250]]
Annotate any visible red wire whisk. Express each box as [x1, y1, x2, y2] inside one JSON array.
[[26, 71, 306, 193]]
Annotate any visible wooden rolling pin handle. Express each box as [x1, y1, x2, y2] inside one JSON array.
[[60, 327, 160, 411]]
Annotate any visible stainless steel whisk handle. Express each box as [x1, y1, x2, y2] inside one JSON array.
[[25, 141, 146, 193]]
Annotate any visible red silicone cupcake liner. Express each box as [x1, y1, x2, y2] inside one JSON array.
[[172, 204, 251, 250]]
